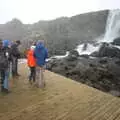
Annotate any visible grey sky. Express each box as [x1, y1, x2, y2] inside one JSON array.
[[0, 0, 120, 24]]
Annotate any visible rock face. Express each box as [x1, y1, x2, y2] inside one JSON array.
[[0, 10, 109, 56], [91, 42, 120, 58], [47, 47, 120, 97], [66, 50, 79, 61], [112, 37, 120, 46]]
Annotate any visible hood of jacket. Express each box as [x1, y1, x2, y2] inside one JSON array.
[[3, 40, 11, 47], [36, 41, 44, 49]]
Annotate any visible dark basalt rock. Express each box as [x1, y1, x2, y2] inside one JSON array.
[[47, 51, 120, 97], [112, 37, 120, 46], [91, 42, 120, 58]]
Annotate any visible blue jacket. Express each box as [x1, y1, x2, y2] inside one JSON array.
[[34, 43, 48, 66], [2, 40, 12, 61]]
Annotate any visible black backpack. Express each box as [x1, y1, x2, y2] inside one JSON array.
[[0, 49, 8, 70], [11, 44, 20, 58]]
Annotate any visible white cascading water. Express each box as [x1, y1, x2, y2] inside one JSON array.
[[76, 9, 120, 55], [102, 9, 120, 43], [76, 43, 100, 55], [46, 9, 120, 59], [50, 51, 69, 59], [46, 51, 69, 61]]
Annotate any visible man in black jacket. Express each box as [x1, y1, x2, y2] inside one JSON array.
[[11, 40, 21, 77], [2, 40, 12, 93], [0, 40, 10, 92], [0, 40, 5, 92]]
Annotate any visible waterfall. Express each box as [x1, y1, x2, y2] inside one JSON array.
[[76, 9, 120, 55], [76, 43, 100, 55], [49, 9, 120, 57], [103, 9, 120, 43]]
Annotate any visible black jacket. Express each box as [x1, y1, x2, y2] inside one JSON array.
[[11, 44, 21, 58], [0, 47, 10, 70]]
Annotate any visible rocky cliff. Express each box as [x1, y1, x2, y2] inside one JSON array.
[[0, 10, 109, 56]]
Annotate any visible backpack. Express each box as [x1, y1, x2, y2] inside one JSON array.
[[11, 44, 20, 58], [0, 49, 8, 70]]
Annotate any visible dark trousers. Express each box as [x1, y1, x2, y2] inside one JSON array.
[[0, 70, 5, 90], [12, 57, 18, 76], [29, 67, 36, 82]]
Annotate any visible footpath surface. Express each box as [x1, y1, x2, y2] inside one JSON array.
[[0, 64, 120, 120]]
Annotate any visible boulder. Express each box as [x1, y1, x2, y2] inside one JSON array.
[[99, 58, 108, 64], [66, 50, 79, 61], [79, 54, 89, 59], [90, 51, 99, 57], [112, 37, 120, 46], [115, 60, 120, 66], [91, 42, 120, 58], [82, 43, 88, 51]]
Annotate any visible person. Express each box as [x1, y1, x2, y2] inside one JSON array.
[[34, 40, 48, 88], [0, 40, 5, 92], [11, 40, 21, 77], [2, 40, 12, 93], [27, 45, 36, 84]]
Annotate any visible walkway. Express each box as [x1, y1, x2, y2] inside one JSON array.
[[0, 64, 120, 120]]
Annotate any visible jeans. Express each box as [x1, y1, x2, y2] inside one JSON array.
[[0, 70, 5, 89], [36, 66, 45, 88], [4, 69, 9, 89], [12, 57, 18, 76], [29, 67, 36, 82]]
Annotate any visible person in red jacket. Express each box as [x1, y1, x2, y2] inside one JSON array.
[[27, 45, 36, 83]]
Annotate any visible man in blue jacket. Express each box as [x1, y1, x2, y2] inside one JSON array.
[[34, 40, 48, 88]]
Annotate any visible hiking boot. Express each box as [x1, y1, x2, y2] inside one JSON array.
[[33, 79, 36, 83], [16, 73, 21, 77], [29, 80, 32, 85], [1, 86, 4, 92], [3, 88, 10, 93]]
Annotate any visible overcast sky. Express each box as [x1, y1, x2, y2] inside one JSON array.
[[0, 0, 120, 24]]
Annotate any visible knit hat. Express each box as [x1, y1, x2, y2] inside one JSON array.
[[30, 45, 36, 50], [16, 40, 21, 45]]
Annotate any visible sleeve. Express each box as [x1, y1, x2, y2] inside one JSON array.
[[33, 48, 36, 58], [11, 45, 21, 58], [45, 48, 48, 59], [8, 48, 12, 61]]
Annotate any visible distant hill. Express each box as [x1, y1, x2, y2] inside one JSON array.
[[0, 10, 109, 56]]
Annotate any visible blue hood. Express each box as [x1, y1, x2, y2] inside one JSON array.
[[3, 40, 11, 47], [36, 41, 44, 49], [34, 41, 48, 66]]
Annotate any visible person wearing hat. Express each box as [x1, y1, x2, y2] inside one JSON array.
[[2, 40, 12, 93], [11, 40, 21, 77], [0, 39, 11, 93], [27, 45, 36, 83]]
